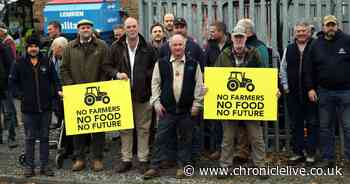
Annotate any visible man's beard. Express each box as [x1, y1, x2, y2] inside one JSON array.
[[326, 31, 336, 38], [28, 51, 38, 58], [154, 36, 163, 42]]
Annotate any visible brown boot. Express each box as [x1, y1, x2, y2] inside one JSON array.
[[208, 151, 221, 160], [72, 160, 85, 171], [160, 160, 177, 169], [115, 161, 132, 173], [175, 169, 185, 179], [143, 168, 160, 180], [24, 167, 35, 178], [92, 159, 104, 172], [138, 161, 149, 174]]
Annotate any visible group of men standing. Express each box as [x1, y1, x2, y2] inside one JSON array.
[[1, 11, 350, 180], [281, 15, 350, 169]]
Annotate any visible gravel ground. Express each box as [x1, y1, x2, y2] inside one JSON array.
[[0, 126, 349, 184], [0, 104, 349, 184]]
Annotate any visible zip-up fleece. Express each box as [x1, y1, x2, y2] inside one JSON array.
[[9, 53, 61, 113], [304, 30, 350, 90]]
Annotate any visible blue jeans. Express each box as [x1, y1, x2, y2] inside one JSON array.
[[287, 93, 319, 156], [1, 91, 17, 141], [318, 88, 350, 160], [23, 111, 50, 168], [150, 113, 195, 169]]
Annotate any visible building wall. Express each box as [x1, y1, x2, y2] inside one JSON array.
[[33, 0, 48, 31], [121, 0, 139, 18]]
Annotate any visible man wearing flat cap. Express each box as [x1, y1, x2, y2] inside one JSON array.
[[60, 19, 109, 172], [304, 15, 350, 168]]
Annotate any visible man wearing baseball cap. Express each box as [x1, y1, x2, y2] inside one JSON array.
[[304, 15, 350, 168], [213, 25, 267, 179], [159, 17, 204, 70], [61, 19, 109, 172]]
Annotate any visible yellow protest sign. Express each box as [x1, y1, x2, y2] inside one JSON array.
[[204, 67, 278, 121], [63, 80, 134, 135]]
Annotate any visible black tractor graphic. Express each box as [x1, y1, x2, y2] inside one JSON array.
[[227, 71, 255, 92], [84, 86, 110, 106]]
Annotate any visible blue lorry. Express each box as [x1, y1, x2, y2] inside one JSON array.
[[43, 0, 122, 43]]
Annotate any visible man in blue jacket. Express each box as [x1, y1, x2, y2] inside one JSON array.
[[304, 15, 350, 168], [9, 36, 61, 177], [158, 18, 204, 71]]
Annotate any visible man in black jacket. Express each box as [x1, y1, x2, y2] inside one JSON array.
[[9, 36, 61, 177], [0, 40, 18, 148], [203, 21, 232, 160], [0, 42, 14, 145], [150, 22, 166, 50], [103, 17, 157, 173], [280, 21, 318, 166], [304, 15, 350, 168], [204, 21, 232, 67]]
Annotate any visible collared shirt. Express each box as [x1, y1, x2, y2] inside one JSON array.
[[126, 37, 139, 83], [79, 37, 92, 44], [170, 55, 186, 102], [51, 55, 62, 79], [150, 54, 203, 110]]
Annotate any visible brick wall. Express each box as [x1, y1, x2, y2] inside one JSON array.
[[33, 0, 48, 31], [123, 0, 139, 19]]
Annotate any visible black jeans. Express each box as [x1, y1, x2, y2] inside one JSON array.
[[287, 93, 319, 156], [73, 133, 105, 160], [1, 91, 17, 141], [150, 112, 195, 169], [23, 111, 50, 168]]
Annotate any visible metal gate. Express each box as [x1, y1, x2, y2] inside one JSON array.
[[139, 0, 350, 50], [139, 0, 348, 154]]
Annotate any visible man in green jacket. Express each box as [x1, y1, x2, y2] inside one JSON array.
[[235, 18, 271, 164], [214, 25, 267, 179], [60, 19, 109, 172]]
